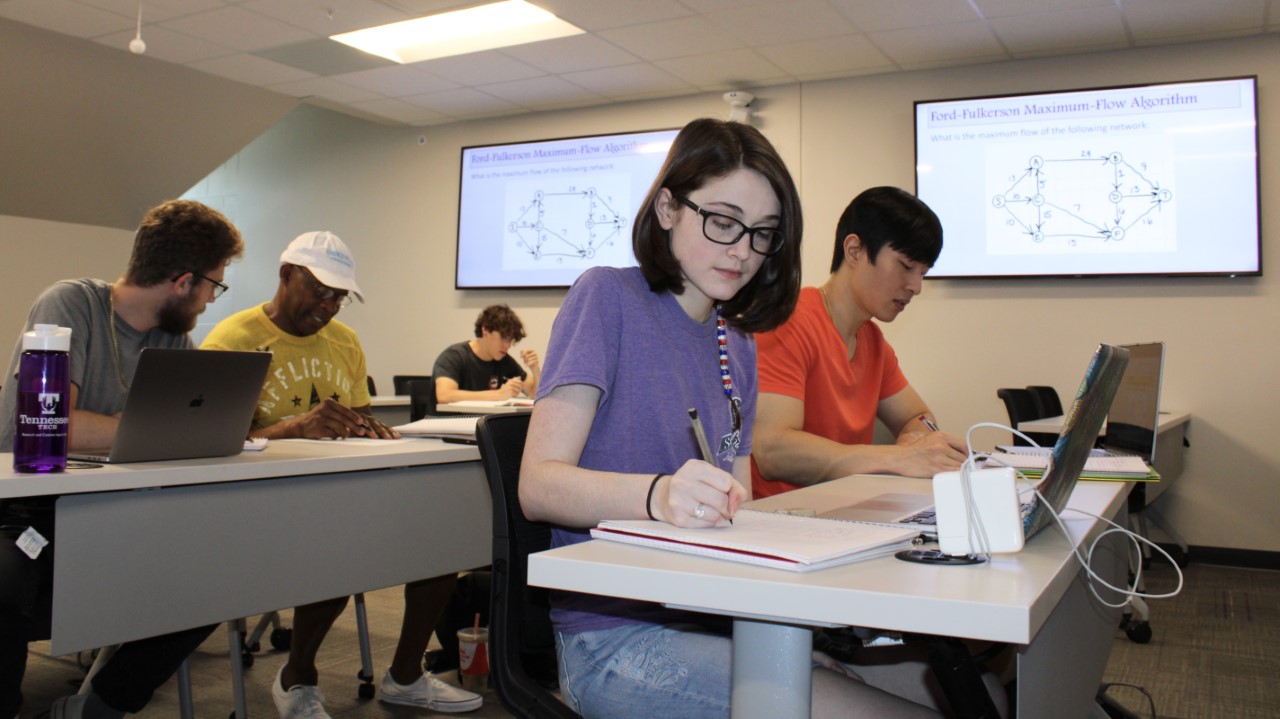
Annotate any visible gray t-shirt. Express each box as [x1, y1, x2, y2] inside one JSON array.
[[0, 279, 192, 451]]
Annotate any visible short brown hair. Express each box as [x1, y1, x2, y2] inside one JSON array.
[[633, 119, 802, 333], [474, 304, 526, 341], [124, 200, 244, 287]]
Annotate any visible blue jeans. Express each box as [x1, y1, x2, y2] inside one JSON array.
[[556, 623, 732, 719]]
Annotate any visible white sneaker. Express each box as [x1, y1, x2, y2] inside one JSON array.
[[272, 665, 331, 719], [379, 670, 483, 713]]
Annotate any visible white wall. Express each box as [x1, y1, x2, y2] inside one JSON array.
[[5, 33, 1276, 551]]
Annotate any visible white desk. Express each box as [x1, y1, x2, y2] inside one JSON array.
[[1, 439, 488, 655], [529, 475, 1130, 719], [368, 394, 411, 426]]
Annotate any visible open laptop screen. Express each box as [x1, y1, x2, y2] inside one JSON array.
[[1104, 342, 1164, 463], [1023, 344, 1129, 540]]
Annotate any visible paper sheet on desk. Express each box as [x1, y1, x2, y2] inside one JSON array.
[[279, 437, 420, 445]]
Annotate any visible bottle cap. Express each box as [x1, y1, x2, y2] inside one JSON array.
[[23, 324, 72, 352]]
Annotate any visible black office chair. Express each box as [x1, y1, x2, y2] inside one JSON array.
[[995, 387, 1057, 447], [366, 375, 378, 397], [476, 413, 580, 719], [392, 374, 432, 396], [407, 378, 435, 421], [1025, 385, 1063, 418]]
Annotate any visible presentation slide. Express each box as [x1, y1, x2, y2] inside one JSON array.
[[915, 77, 1259, 278], [456, 128, 679, 288]]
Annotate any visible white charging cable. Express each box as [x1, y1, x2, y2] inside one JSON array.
[[963, 422, 1184, 606]]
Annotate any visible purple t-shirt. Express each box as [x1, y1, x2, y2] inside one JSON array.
[[537, 266, 757, 634]]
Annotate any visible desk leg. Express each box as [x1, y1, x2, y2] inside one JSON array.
[[731, 620, 811, 719]]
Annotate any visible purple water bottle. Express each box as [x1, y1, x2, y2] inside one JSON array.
[[13, 324, 72, 473]]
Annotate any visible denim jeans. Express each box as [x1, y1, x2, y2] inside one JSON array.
[[556, 623, 733, 719]]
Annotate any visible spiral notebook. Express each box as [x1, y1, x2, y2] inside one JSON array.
[[591, 509, 919, 572]]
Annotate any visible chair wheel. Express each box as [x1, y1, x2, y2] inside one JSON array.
[[240, 651, 255, 669], [247, 640, 261, 653], [358, 682, 375, 699], [270, 627, 293, 651], [1124, 621, 1152, 644]]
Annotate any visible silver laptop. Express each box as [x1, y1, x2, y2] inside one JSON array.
[[70, 348, 271, 463], [1099, 342, 1164, 462], [820, 343, 1131, 542]]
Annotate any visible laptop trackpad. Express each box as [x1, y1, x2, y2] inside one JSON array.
[[819, 493, 931, 523]]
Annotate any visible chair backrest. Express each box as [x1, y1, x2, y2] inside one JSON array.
[[996, 387, 1056, 447], [407, 379, 435, 422], [1025, 385, 1063, 418], [366, 375, 378, 397], [392, 374, 433, 396], [476, 413, 581, 719]]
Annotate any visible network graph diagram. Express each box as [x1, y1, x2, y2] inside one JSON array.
[[503, 177, 632, 270], [987, 143, 1175, 255]]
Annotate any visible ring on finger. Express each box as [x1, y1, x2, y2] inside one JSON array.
[[693, 503, 707, 519]]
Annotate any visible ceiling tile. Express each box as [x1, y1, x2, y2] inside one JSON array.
[[240, 0, 410, 35], [831, 0, 982, 32], [756, 33, 895, 78], [533, 0, 693, 32], [0, 0, 132, 37], [500, 34, 640, 74], [679, 0, 793, 12], [654, 48, 791, 90], [599, 15, 745, 61], [347, 96, 451, 125], [417, 51, 546, 85], [707, 0, 859, 45], [974, 0, 1116, 20], [73, 0, 224, 23], [92, 25, 235, 63], [560, 62, 696, 101], [989, 5, 1129, 55], [329, 65, 458, 97], [268, 75, 385, 103], [402, 87, 524, 116], [188, 52, 316, 85], [1122, 0, 1267, 41], [478, 75, 607, 109], [254, 37, 395, 75], [158, 5, 315, 52], [869, 20, 1007, 65]]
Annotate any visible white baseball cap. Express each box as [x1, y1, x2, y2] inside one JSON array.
[[279, 231, 364, 303]]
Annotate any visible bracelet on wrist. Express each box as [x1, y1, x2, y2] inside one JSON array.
[[646, 473, 666, 521]]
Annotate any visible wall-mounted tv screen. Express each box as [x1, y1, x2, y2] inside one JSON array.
[[915, 76, 1260, 279], [456, 128, 679, 289]]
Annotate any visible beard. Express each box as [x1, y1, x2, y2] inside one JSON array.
[[156, 291, 202, 335]]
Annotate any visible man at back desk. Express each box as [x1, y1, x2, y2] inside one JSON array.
[[751, 187, 967, 498], [0, 199, 241, 718], [432, 304, 539, 404], [201, 231, 481, 718]]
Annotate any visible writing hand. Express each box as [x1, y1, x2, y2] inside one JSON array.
[[654, 459, 747, 528], [895, 431, 967, 477], [499, 377, 525, 399]]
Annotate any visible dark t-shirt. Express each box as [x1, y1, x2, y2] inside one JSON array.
[[431, 341, 525, 391]]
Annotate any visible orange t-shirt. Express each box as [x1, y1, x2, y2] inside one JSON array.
[[751, 287, 908, 498]]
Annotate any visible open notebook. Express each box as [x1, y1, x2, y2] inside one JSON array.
[[591, 509, 918, 572]]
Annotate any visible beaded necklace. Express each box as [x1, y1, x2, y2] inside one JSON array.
[[715, 307, 742, 432]]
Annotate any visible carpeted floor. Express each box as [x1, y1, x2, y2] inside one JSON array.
[[15, 561, 1279, 718]]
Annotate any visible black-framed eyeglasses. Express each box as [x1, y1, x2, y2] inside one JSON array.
[[173, 271, 229, 300], [296, 266, 353, 309], [673, 194, 785, 256]]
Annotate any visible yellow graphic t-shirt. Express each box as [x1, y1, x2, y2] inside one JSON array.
[[201, 304, 371, 429]]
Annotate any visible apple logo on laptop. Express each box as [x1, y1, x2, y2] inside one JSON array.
[[188, 395, 204, 409]]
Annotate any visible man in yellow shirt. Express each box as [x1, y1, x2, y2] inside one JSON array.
[[202, 231, 481, 717]]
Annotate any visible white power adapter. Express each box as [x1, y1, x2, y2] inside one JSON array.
[[933, 466, 1025, 556]]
